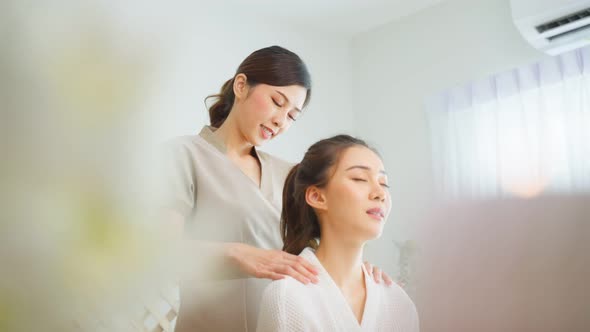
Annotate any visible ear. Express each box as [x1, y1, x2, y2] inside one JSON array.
[[233, 73, 249, 100], [305, 185, 327, 211]]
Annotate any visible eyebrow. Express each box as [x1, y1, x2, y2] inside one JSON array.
[[345, 165, 387, 175], [276, 90, 302, 113]]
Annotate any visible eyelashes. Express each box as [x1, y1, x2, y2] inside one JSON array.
[[272, 97, 298, 121], [352, 178, 389, 188]]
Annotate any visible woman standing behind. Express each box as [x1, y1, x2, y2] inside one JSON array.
[[257, 135, 419, 331], [162, 47, 393, 331]]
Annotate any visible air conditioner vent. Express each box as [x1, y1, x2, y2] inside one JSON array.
[[536, 7, 590, 33], [511, 0, 590, 55], [547, 22, 590, 41]]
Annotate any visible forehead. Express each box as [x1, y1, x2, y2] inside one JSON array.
[[335, 146, 385, 173]]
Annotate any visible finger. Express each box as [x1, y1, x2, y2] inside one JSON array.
[[364, 261, 374, 277], [260, 270, 286, 281], [286, 255, 319, 280], [277, 264, 310, 285], [372, 267, 382, 284], [289, 260, 320, 284], [382, 272, 394, 286], [285, 253, 319, 276]]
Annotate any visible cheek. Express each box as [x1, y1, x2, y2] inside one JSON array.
[[331, 183, 364, 206], [248, 92, 271, 115]]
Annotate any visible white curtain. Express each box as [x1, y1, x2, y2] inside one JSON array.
[[428, 46, 590, 199]]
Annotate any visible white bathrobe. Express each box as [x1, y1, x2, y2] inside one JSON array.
[[257, 247, 420, 332]]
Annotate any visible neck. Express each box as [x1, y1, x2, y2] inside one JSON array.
[[314, 230, 365, 290], [214, 113, 254, 158]]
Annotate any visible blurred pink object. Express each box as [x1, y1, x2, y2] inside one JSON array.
[[415, 195, 590, 332]]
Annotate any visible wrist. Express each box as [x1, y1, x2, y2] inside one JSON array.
[[224, 242, 251, 279], [224, 242, 242, 262]]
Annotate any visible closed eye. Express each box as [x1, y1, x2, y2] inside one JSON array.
[[352, 178, 368, 182], [381, 183, 390, 188], [272, 98, 283, 107]]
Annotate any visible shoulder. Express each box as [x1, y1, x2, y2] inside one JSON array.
[[378, 282, 420, 329], [257, 150, 296, 170], [263, 275, 310, 297], [258, 277, 317, 332], [161, 135, 215, 165], [162, 135, 202, 153], [257, 150, 297, 182], [158, 136, 207, 183], [381, 282, 417, 309], [261, 276, 317, 309]]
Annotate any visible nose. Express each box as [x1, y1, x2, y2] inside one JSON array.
[[369, 182, 386, 202], [272, 109, 289, 129]]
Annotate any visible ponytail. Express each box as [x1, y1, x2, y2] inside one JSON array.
[[281, 164, 320, 255], [205, 78, 235, 128]]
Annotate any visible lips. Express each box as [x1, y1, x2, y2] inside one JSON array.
[[366, 207, 385, 220], [260, 125, 275, 139]]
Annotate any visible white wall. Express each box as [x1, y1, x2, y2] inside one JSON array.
[[351, 0, 546, 278], [142, 4, 354, 162], [114, 0, 556, 279]]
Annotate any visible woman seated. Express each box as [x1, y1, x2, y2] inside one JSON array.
[[257, 135, 419, 331]]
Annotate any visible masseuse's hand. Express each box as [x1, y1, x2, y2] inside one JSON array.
[[364, 261, 394, 286], [228, 243, 319, 284]]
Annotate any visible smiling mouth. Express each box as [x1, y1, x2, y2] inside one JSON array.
[[261, 125, 274, 138]]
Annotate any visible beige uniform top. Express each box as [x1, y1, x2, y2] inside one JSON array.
[[163, 126, 293, 332]]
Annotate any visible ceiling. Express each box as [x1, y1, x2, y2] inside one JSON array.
[[207, 0, 445, 36], [67, 0, 446, 39]]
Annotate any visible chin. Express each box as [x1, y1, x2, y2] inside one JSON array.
[[247, 135, 264, 147], [372, 231, 384, 240], [351, 231, 382, 244], [366, 225, 384, 240]]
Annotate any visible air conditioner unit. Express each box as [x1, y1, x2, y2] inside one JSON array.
[[510, 0, 590, 55]]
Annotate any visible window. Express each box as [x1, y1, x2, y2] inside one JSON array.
[[428, 47, 590, 199]]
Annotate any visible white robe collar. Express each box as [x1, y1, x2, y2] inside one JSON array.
[[299, 247, 381, 330]]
